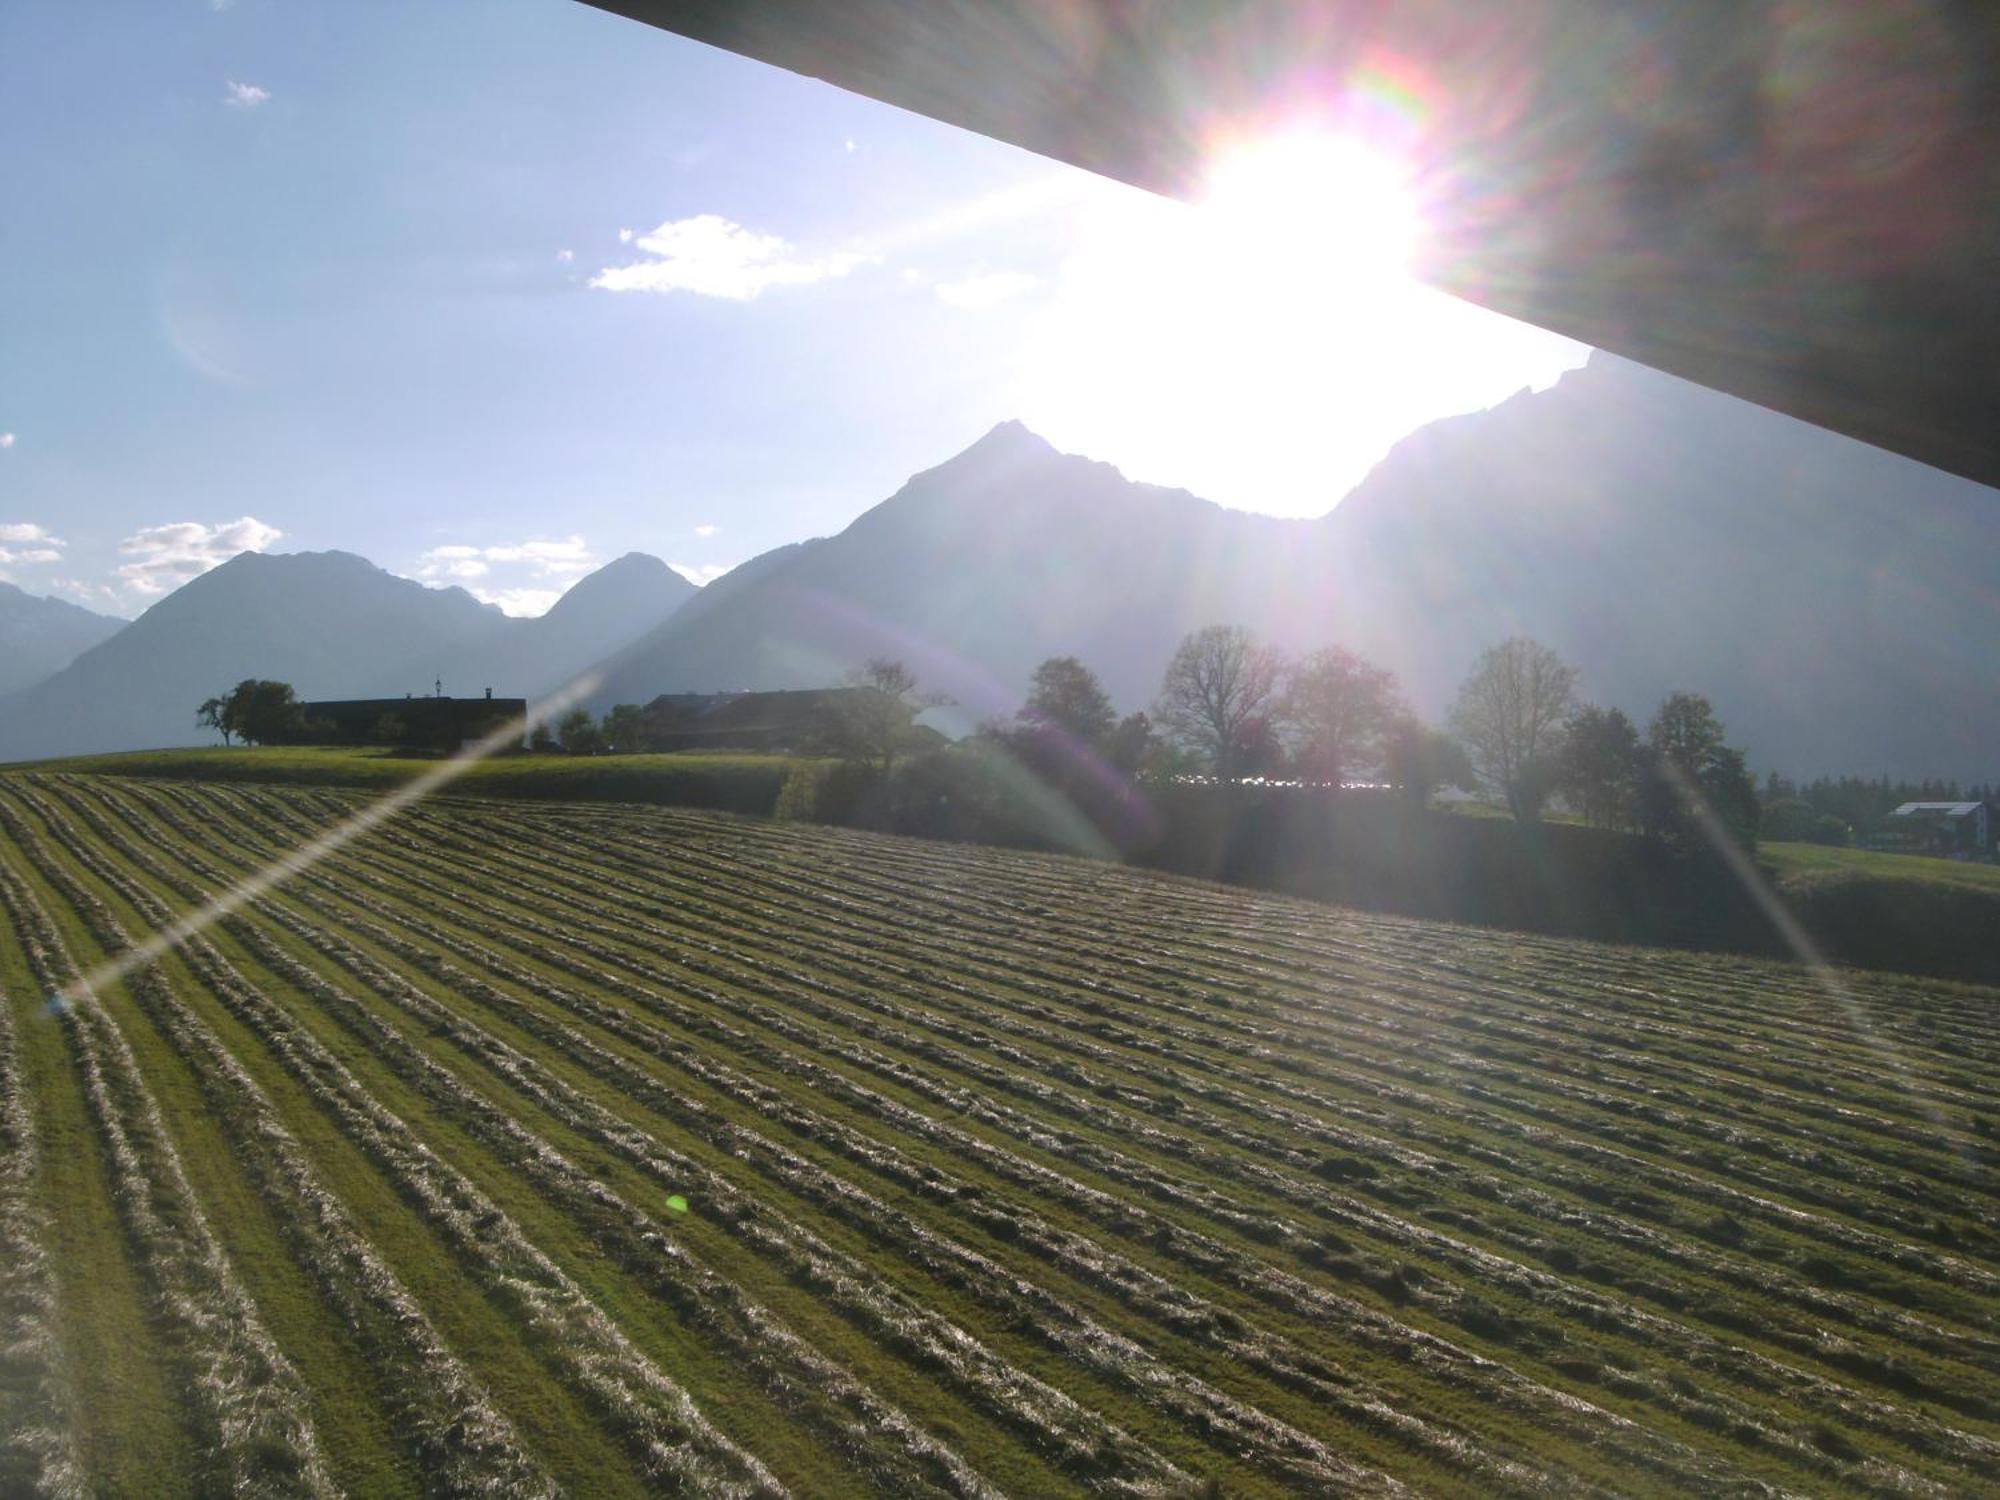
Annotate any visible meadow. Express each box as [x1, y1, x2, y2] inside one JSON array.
[[1, 770, 1996, 1497]]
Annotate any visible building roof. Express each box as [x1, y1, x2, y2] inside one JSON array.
[[1891, 802, 1985, 817]]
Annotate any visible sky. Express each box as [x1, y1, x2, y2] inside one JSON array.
[[0, 0, 1587, 619]]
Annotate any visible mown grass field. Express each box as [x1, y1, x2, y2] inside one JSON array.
[[2, 746, 796, 813], [1, 770, 1996, 1497]]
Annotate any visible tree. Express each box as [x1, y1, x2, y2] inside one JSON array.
[[555, 707, 603, 755], [1280, 646, 1404, 787], [196, 695, 234, 747], [1155, 626, 1284, 779], [213, 679, 305, 747], [1103, 711, 1159, 776], [1381, 718, 1476, 806], [1559, 704, 1643, 828], [829, 658, 948, 779], [527, 720, 557, 754], [1018, 657, 1117, 745], [601, 703, 646, 755], [1637, 691, 1761, 851], [1448, 638, 1577, 820]]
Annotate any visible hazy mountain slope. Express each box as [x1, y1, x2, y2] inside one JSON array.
[[591, 421, 1341, 722], [1323, 353, 1998, 778], [0, 551, 511, 760], [595, 371, 1994, 779], [0, 582, 124, 697], [442, 551, 697, 700]]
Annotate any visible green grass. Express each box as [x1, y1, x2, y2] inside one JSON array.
[[2, 768, 1997, 1496], [1762, 839, 2000, 894], [2, 745, 798, 813]]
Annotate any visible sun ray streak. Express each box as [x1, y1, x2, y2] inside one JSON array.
[[51, 673, 602, 1008]]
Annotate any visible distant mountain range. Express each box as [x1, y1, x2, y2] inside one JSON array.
[[0, 582, 123, 698], [0, 550, 693, 761], [3, 352, 1993, 776]]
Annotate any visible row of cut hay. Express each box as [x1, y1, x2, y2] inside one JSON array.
[[97, 778, 1206, 1498], [2, 783, 782, 1500], [0, 789, 559, 1500], [113, 788, 2000, 1496], [42, 780, 999, 1500], [0, 819, 338, 1499], [152, 782, 1723, 1499], [0, 914, 84, 1498], [275, 791, 1988, 1489], [417, 794, 1997, 1299], [371, 793, 2000, 1388]]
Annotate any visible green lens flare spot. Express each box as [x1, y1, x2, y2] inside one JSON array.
[[665, 1194, 689, 1214]]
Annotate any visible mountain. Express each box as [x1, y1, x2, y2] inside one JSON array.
[[440, 551, 698, 702], [0, 548, 703, 761], [594, 368, 1997, 779], [0, 582, 124, 697], [0, 551, 512, 760], [590, 421, 1339, 721]]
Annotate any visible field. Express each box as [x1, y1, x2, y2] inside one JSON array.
[[2, 746, 795, 813], [1, 772, 1997, 1498]]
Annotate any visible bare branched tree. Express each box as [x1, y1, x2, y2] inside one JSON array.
[[1448, 638, 1576, 820], [1155, 626, 1283, 779]]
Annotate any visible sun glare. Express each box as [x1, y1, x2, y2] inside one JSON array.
[[1014, 130, 1585, 516]]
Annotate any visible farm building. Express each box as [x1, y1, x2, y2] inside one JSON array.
[[1883, 801, 1994, 859], [303, 690, 526, 751]]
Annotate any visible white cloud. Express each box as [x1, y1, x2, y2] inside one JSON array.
[[416, 535, 598, 615], [0, 433, 15, 448], [555, 248, 574, 264], [692, 523, 718, 538], [935, 269, 1039, 310], [618, 227, 634, 244], [844, 138, 857, 153], [468, 586, 563, 618], [116, 515, 281, 595], [223, 80, 270, 108], [669, 561, 729, 586], [591, 215, 874, 299], [0, 523, 67, 579]]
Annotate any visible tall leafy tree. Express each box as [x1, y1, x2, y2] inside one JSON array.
[[216, 679, 304, 747], [1448, 638, 1577, 821], [1155, 625, 1284, 779], [1560, 704, 1643, 828], [1018, 657, 1117, 744], [1639, 691, 1760, 850], [1382, 718, 1476, 806], [1280, 645, 1404, 787], [601, 703, 646, 754]]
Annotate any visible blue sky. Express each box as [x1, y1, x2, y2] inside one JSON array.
[[0, 0, 1585, 617]]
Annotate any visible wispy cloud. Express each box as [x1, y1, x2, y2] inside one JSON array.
[[555, 248, 574, 265], [0, 433, 15, 449], [117, 516, 281, 595], [223, 80, 270, 108], [416, 535, 597, 615], [692, 523, 719, 538], [935, 269, 1038, 310], [470, 585, 565, 618], [591, 215, 874, 300], [669, 561, 729, 586], [0, 521, 66, 574]]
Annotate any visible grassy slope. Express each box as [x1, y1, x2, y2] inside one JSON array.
[[2, 745, 796, 811], [1763, 839, 2000, 894], [1, 769, 1996, 1496]]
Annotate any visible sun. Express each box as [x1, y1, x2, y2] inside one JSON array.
[[1198, 131, 1423, 285], [1013, 129, 1584, 517]]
